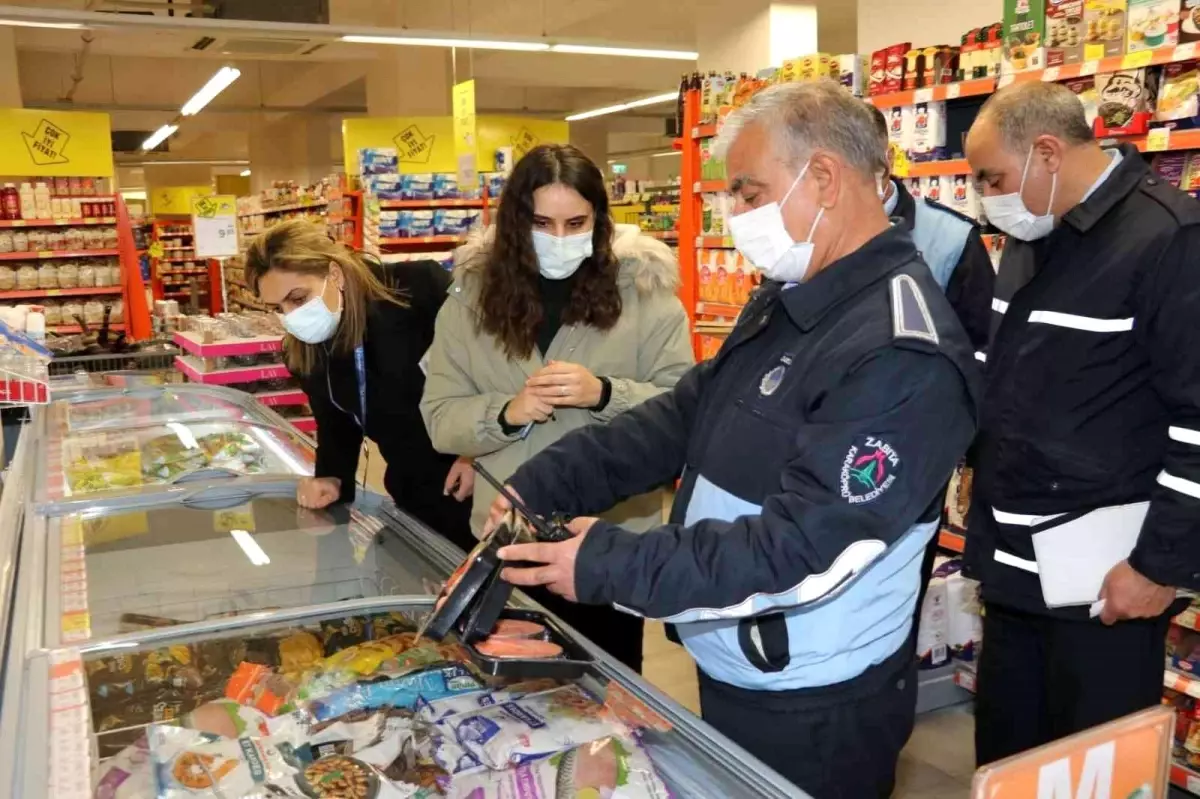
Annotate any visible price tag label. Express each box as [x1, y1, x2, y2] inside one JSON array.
[[914, 88, 934, 104], [998, 73, 1015, 88], [945, 83, 962, 99], [191, 194, 239, 258], [1122, 50, 1154, 69], [1146, 127, 1171, 152], [1080, 59, 1100, 76], [1174, 42, 1198, 61], [1041, 66, 1060, 82]]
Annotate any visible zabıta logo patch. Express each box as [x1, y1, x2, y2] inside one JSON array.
[[840, 436, 900, 504]]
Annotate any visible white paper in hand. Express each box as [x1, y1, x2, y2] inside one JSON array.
[[1031, 502, 1149, 608]]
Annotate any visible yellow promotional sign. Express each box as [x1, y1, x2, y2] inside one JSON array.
[[343, 115, 569, 177], [452, 79, 478, 185], [191, 194, 238, 258], [151, 185, 211, 216], [0, 108, 114, 177]]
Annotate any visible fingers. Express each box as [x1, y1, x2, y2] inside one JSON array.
[[443, 472, 459, 496], [500, 565, 557, 587], [498, 542, 555, 563], [565, 517, 593, 536]]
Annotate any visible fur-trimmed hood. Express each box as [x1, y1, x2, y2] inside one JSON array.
[[451, 223, 680, 300]]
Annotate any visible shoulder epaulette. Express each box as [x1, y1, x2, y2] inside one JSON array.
[[923, 197, 980, 227], [890, 274, 939, 346]]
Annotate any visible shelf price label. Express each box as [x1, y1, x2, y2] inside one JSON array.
[[191, 194, 239, 258], [1146, 128, 1171, 152]]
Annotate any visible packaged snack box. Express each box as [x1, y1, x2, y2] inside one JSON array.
[[1156, 60, 1200, 125], [1003, 0, 1047, 73], [909, 101, 948, 161], [885, 43, 911, 93], [1127, 0, 1180, 51], [1047, 0, 1087, 65], [1181, 0, 1200, 44], [1084, 0, 1128, 59], [1094, 68, 1158, 134], [869, 49, 888, 95]]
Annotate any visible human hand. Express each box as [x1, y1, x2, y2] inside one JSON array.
[[1098, 560, 1175, 625], [526, 361, 603, 409], [297, 476, 341, 509], [498, 517, 598, 601], [503, 385, 554, 427], [443, 457, 475, 501], [483, 484, 523, 536]]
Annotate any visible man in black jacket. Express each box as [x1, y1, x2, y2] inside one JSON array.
[[484, 80, 980, 798], [963, 80, 1200, 765]]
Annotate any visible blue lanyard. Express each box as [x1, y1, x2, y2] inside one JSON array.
[[326, 345, 367, 430]]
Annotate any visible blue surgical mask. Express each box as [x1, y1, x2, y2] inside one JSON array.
[[281, 276, 342, 344], [533, 230, 593, 279]]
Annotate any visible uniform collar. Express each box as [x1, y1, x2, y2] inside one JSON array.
[[1061, 143, 1148, 234], [887, 178, 917, 230], [777, 225, 917, 332]]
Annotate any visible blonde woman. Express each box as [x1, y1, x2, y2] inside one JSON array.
[[244, 219, 476, 552]]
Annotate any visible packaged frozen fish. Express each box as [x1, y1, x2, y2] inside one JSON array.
[[94, 734, 153, 799], [140, 432, 207, 480], [443, 736, 672, 799], [307, 663, 483, 722], [150, 725, 306, 798], [414, 679, 559, 723], [447, 684, 628, 770]]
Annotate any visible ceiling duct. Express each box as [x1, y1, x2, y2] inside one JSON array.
[[112, 130, 165, 153], [210, 0, 328, 24]]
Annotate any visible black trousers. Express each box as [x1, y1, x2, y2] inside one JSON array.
[[523, 587, 644, 674], [697, 638, 918, 798], [975, 602, 1171, 766]]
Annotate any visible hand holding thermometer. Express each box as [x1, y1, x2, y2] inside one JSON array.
[[471, 461, 574, 543]]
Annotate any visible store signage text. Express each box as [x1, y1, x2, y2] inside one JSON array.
[[22, 119, 71, 166]]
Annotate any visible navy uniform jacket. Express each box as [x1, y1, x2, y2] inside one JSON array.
[[509, 226, 981, 690]]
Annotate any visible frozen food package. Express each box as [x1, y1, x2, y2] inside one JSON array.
[[414, 679, 560, 723], [186, 699, 272, 740], [149, 725, 306, 798], [94, 734, 153, 799], [447, 684, 628, 770], [443, 736, 672, 799], [307, 663, 483, 722]]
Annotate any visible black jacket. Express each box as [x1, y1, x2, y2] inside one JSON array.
[[890, 178, 996, 349], [507, 227, 980, 688], [964, 145, 1200, 617], [298, 259, 461, 525]]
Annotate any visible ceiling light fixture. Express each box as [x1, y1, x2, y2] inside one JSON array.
[[550, 44, 698, 60], [0, 19, 86, 29], [342, 35, 550, 52], [651, 151, 681, 157], [240, 169, 251, 177], [181, 66, 241, 116], [141, 124, 178, 151], [565, 92, 677, 122]]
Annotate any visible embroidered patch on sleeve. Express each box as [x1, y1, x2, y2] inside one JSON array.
[[839, 435, 900, 504]]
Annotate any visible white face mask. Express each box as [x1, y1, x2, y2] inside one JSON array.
[[980, 147, 1058, 241], [281, 276, 342, 344], [728, 160, 825, 283], [533, 229, 593, 280]]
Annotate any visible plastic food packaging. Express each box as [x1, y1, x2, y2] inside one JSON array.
[[306, 663, 482, 723], [11, 231, 28, 252], [83, 300, 105, 325], [110, 299, 124, 323], [413, 679, 559, 724], [41, 301, 61, 325], [37, 264, 58, 289], [25, 229, 47, 251], [56, 262, 79, 289], [64, 227, 84, 250], [0, 231, 12, 253], [443, 736, 672, 799], [102, 226, 119, 249], [0, 267, 15, 291], [44, 229, 64, 250], [445, 684, 628, 770], [15, 265, 37, 290], [93, 734, 153, 799], [85, 227, 105, 249], [149, 725, 307, 798]]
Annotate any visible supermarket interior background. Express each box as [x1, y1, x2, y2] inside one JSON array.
[[0, 0, 1197, 797]]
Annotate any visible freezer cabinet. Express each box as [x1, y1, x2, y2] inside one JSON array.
[[1, 473, 806, 797]]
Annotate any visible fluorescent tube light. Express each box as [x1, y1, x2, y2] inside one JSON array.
[[652, 151, 681, 157], [0, 19, 86, 29], [342, 35, 549, 52], [230, 529, 270, 566], [181, 66, 241, 116], [550, 44, 698, 60], [240, 169, 251, 177], [142, 124, 178, 151], [565, 92, 677, 121]]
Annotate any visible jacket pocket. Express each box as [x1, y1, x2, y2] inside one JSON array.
[[737, 614, 791, 673], [994, 436, 1115, 508]]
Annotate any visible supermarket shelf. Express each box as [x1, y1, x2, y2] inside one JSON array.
[[291, 416, 317, 434], [0, 248, 119, 262], [49, 323, 125, 334], [0, 216, 117, 228], [938, 529, 966, 553], [869, 78, 997, 108], [161, 246, 193, 252], [916, 661, 973, 714], [252, 389, 308, 407], [695, 301, 743, 317], [1176, 607, 1200, 633], [175, 355, 289, 385], [953, 661, 977, 694], [1165, 668, 1200, 699], [173, 330, 283, 358], [0, 286, 123, 300], [378, 199, 484, 209], [644, 231, 678, 241], [158, 270, 208, 277], [1126, 127, 1200, 154], [696, 236, 735, 249], [691, 123, 718, 139], [230, 295, 271, 312], [1171, 760, 1200, 796], [650, 203, 679, 213], [378, 236, 465, 246], [161, 256, 206, 263], [238, 199, 328, 218], [1007, 41, 1200, 86], [693, 179, 726, 193], [905, 159, 971, 178]]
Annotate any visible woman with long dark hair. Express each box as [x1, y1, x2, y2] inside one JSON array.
[[420, 144, 693, 671], [244, 219, 476, 553]]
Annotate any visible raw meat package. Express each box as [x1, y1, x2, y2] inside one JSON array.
[[1127, 0, 1180, 51], [1046, 0, 1086, 65], [1003, 0, 1047, 73], [1084, 0, 1128, 59], [916, 556, 951, 669], [443, 736, 672, 799]]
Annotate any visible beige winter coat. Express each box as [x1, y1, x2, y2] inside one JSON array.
[[420, 223, 695, 536]]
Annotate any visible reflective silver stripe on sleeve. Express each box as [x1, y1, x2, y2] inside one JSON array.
[[974, 351, 987, 362], [992, 508, 1067, 526], [1027, 311, 1134, 332], [1169, 426, 1200, 447], [993, 549, 1039, 573], [1158, 470, 1200, 499], [991, 298, 1009, 314]]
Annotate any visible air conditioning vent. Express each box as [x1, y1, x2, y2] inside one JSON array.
[[191, 36, 216, 51], [215, 37, 313, 56]]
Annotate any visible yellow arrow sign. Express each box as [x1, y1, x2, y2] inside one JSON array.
[[394, 124, 436, 164], [22, 118, 71, 166]]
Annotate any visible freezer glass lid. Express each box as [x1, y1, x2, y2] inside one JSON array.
[[42, 419, 314, 504], [50, 386, 261, 435], [49, 494, 447, 647]]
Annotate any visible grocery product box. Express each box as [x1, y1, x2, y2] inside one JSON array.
[[1152, 151, 1189, 185], [917, 557, 950, 669], [943, 562, 982, 661], [1182, 1, 1200, 44], [885, 43, 911, 93], [401, 173, 435, 200], [1047, 0, 1087, 65], [364, 173, 403, 200], [904, 47, 923, 90], [906, 177, 924, 200], [869, 49, 887, 95], [384, 210, 434, 238], [358, 147, 398, 176], [1084, 0, 1128, 59], [909, 101, 948, 161], [835, 53, 867, 95], [1127, 0, 1180, 51], [1156, 60, 1200, 127], [431, 173, 459, 200], [1003, 0, 1046, 73], [947, 174, 980, 219], [1064, 75, 1100, 126], [432, 209, 480, 236], [1094, 68, 1158, 134], [886, 106, 908, 152]]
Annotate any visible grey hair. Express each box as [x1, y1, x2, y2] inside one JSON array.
[[978, 81, 1094, 152], [713, 79, 888, 178]]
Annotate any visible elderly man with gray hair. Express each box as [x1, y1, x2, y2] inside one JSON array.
[[486, 79, 979, 797], [964, 80, 1200, 765]]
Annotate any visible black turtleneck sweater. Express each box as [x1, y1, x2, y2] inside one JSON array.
[[536, 272, 578, 355]]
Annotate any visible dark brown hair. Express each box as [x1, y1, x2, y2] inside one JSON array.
[[243, 219, 404, 375], [478, 143, 621, 359]]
